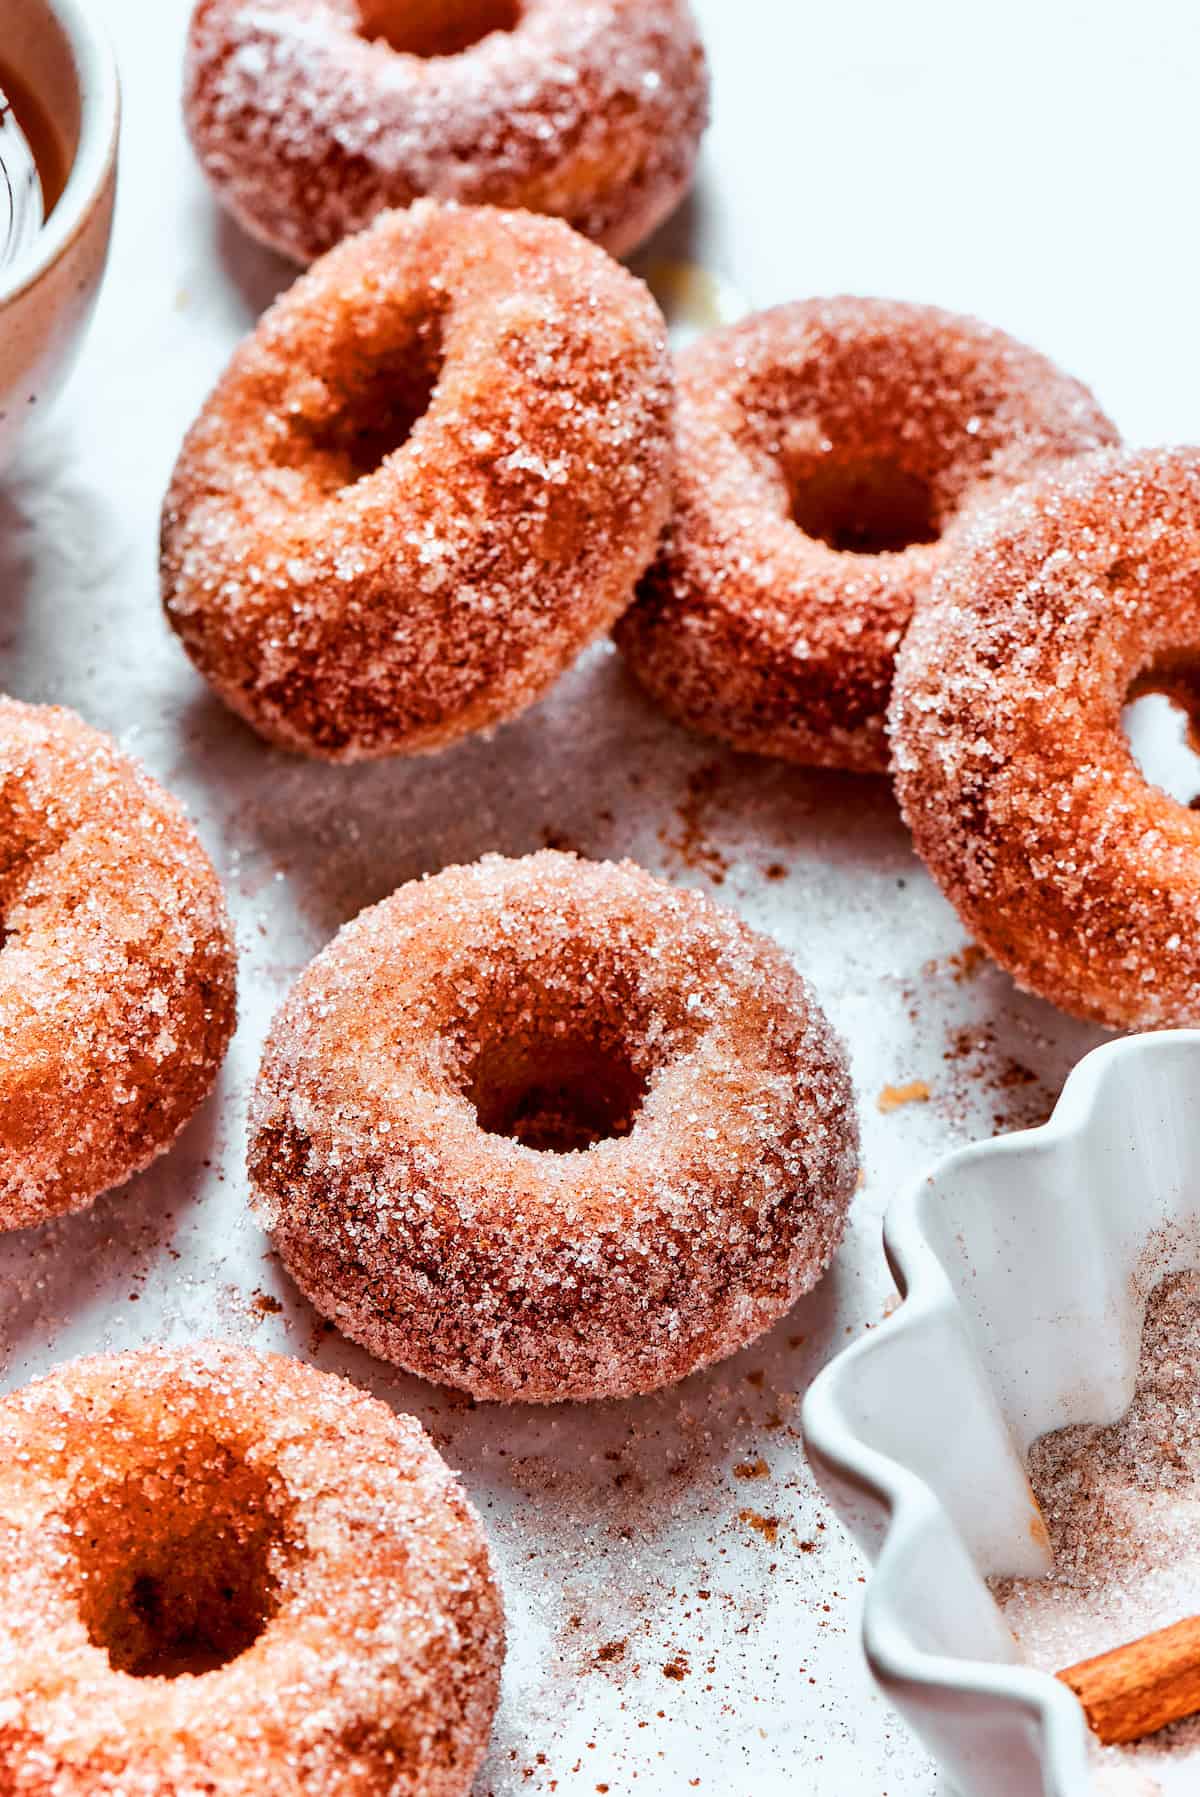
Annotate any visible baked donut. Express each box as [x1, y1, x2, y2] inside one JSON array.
[[0, 699, 236, 1228], [0, 1341, 503, 1794], [249, 850, 859, 1403], [891, 446, 1200, 1031], [614, 298, 1119, 773], [161, 200, 674, 761], [183, 0, 709, 265]]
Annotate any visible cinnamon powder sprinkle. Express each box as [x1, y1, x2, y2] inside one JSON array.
[[877, 1080, 931, 1114], [739, 1510, 780, 1546]]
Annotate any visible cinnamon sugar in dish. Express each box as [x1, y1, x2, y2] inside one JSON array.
[[992, 1272, 1200, 1791]]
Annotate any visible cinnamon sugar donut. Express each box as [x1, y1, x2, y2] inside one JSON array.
[[891, 446, 1200, 1030], [161, 201, 674, 761], [248, 850, 859, 1403], [0, 699, 236, 1228], [184, 0, 709, 265], [615, 299, 1118, 773], [0, 1342, 503, 1794]]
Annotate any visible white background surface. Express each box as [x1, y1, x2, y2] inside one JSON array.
[[4, 1, 1200, 1792]]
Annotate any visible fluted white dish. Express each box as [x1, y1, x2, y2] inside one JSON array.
[[802, 1030, 1200, 1797]]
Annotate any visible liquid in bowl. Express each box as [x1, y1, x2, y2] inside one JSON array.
[[0, 58, 68, 274]]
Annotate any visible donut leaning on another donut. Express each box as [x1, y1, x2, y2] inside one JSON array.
[[615, 298, 1119, 772], [0, 1341, 504, 1795], [161, 201, 674, 761], [184, 0, 710, 264], [0, 698, 237, 1229], [891, 446, 1200, 1030], [248, 850, 859, 1403]]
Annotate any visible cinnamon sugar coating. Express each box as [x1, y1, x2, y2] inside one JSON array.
[[615, 299, 1118, 772], [891, 447, 1200, 1029], [0, 700, 236, 1228], [0, 1342, 504, 1794], [249, 851, 859, 1403], [161, 201, 674, 761], [184, 0, 709, 264]]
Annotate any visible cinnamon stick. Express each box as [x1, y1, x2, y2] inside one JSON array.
[[1058, 1615, 1200, 1745]]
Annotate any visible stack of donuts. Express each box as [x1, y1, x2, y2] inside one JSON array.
[[3, 0, 1198, 1788]]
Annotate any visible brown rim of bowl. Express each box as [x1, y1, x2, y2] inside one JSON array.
[[0, 0, 120, 309]]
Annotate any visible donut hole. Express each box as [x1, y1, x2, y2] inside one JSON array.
[[69, 1441, 294, 1679], [787, 452, 939, 555], [1124, 664, 1200, 808], [355, 0, 521, 58], [465, 1025, 647, 1153], [307, 326, 445, 491]]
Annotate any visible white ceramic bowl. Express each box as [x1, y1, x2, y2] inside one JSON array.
[[0, 0, 119, 465], [802, 1030, 1200, 1797]]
